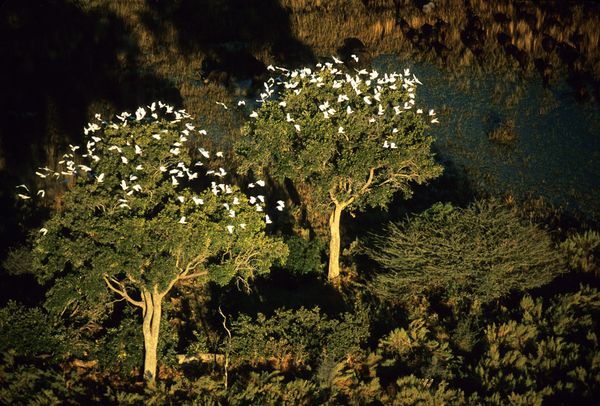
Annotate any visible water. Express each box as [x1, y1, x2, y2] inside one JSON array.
[[375, 55, 600, 217]]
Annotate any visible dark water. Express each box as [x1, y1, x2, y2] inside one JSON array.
[[374, 54, 600, 217]]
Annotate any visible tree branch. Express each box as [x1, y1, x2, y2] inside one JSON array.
[[103, 274, 144, 307]]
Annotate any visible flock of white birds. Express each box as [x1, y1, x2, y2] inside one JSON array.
[[19, 56, 438, 237], [19, 101, 281, 237]]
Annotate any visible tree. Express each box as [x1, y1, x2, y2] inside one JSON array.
[[235, 60, 442, 284], [365, 201, 565, 310], [28, 103, 287, 385]]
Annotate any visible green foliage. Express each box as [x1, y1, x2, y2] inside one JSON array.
[[0, 301, 64, 359], [228, 306, 369, 373], [378, 319, 457, 381], [471, 285, 600, 404], [366, 201, 565, 309], [383, 375, 466, 405], [561, 230, 600, 276], [235, 61, 442, 218], [0, 350, 85, 405], [283, 235, 325, 276]]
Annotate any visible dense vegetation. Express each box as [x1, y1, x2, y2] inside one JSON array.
[[2, 6, 600, 400]]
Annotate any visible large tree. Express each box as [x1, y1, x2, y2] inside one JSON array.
[[27, 103, 287, 385], [235, 60, 442, 283]]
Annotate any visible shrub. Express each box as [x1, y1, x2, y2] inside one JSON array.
[[365, 201, 565, 310]]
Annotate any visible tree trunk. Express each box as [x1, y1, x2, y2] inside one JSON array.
[[142, 287, 162, 387], [328, 204, 344, 284]]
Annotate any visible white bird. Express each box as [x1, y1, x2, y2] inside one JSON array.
[[346, 105, 353, 115], [240, 223, 246, 229], [135, 145, 142, 155], [226, 225, 234, 234], [216, 151, 224, 158], [265, 214, 272, 224], [363, 96, 372, 105], [390, 142, 398, 149], [35, 171, 47, 178], [135, 107, 146, 120], [135, 164, 143, 170], [249, 196, 257, 204], [351, 54, 359, 62], [276, 200, 285, 211], [96, 173, 105, 183], [257, 195, 265, 203], [249, 111, 258, 118], [132, 184, 142, 192], [121, 156, 128, 164], [17, 184, 30, 192], [256, 180, 266, 187], [39, 228, 48, 236], [37, 190, 45, 197], [177, 196, 185, 203], [279, 101, 287, 107], [199, 148, 210, 159], [198, 129, 207, 135], [152, 133, 161, 140], [294, 124, 301, 132], [216, 101, 228, 110], [431, 118, 439, 124], [172, 176, 179, 186], [232, 197, 240, 205], [238, 100, 246, 106], [286, 113, 294, 122], [248, 183, 255, 189], [170, 147, 180, 155], [179, 217, 187, 224], [332, 55, 343, 64], [160, 166, 167, 172], [383, 140, 390, 148], [192, 196, 204, 205], [338, 127, 345, 134], [256, 204, 263, 212], [229, 209, 236, 218], [416, 109, 423, 114], [429, 109, 436, 116]]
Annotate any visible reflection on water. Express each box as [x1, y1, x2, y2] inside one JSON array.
[[375, 54, 600, 216]]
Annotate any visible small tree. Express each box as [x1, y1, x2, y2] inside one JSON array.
[[235, 60, 442, 284], [28, 103, 287, 385]]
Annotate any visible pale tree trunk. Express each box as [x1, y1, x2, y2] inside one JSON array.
[[328, 204, 344, 285], [142, 286, 162, 387]]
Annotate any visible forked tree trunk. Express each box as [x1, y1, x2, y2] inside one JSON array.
[[142, 287, 162, 387], [328, 204, 344, 284]]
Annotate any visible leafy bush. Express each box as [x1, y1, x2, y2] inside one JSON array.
[[561, 230, 600, 276], [470, 285, 600, 404], [228, 306, 369, 374], [0, 301, 63, 359], [365, 201, 565, 310], [283, 235, 325, 276]]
